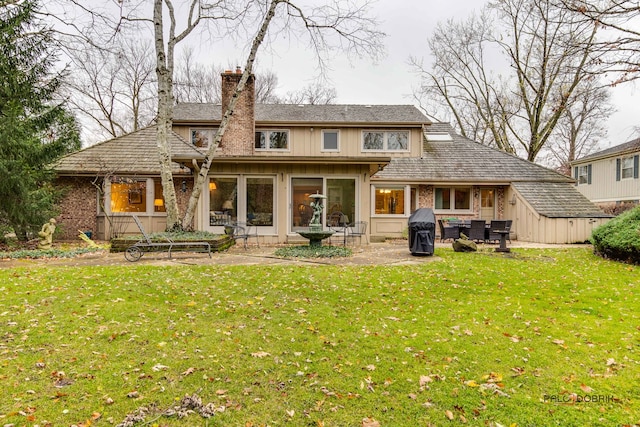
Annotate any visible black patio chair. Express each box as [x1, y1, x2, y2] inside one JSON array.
[[468, 220, 487, 243], [438, 219, 459, 242]]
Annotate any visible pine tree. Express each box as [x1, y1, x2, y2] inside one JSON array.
[[0, 0, 80, 240]]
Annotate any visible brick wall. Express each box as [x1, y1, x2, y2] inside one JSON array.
[[220, 68, 255, 156], [56, 176, 98, 240]]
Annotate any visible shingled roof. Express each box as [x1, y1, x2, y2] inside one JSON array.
[[54, 126, 201, 175], [512, 182, 611, 218], [573, 137, 640, 164], [173, 103, 429, 125], [374, 122, 572, 183]]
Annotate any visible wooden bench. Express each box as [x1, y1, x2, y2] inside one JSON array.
[[124, 216, 211, 262]]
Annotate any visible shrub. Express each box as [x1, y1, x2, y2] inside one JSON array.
[[274, 245, 352, 258], [591, 205, 640, 264]]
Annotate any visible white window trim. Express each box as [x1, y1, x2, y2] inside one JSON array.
[[361, 130, 410, 152], [321, 129, 340, 152], [621, 156, 634, 180], [255, 129, 290, 151], [577, 165, 589, 184], [433, 187, 473, 214]]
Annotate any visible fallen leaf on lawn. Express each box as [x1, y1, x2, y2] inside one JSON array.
[[286, 409, 295, 417], [445, 409, 454, 420], [419, 375, 433, 386], [181, 367, 196, 376], [606, 358, 616, 366], [216, 389, 227, 395], [552, 339, 565, 345], [152, 364, 169, 371], [464, 380, 479, 387], [127, 390, 139, 398], [362, 417, 381, 427], [251, 351, 270, 358], [408, 393, 417, 399], [580, 383, 593, 393], [365, 364, 376, 371], [511, 367, 525, 376], [104, 397, 114, 405]]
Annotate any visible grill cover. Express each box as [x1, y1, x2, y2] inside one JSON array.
[[408, 208, 435, 256]]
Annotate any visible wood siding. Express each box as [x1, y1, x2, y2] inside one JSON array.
[[575, 154, 640, 203], [173, 125, 423, 158]]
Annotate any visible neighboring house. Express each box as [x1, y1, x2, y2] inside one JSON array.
[[54, 70, 610, 244], [571, 137, 640, 208]]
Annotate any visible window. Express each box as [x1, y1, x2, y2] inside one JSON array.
[[622, 157, 634, 179], [616, 155, 639, 181], [209, 177, 238, 223], [577, 165, 591, 184], [362, 131, 409, 151], [153, 180, 166, 212], [191, 128, 217, 148], [255, 130, 289, 150], [374, 187, 405, 215], [110, 179, 147, 213], [247, 177, 274, 226], [322, 130, 339, 151], [435, 187, 471, 211]]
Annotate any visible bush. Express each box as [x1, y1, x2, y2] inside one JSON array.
[[591, 206, 640, 264], [274, 245, 352, 258]]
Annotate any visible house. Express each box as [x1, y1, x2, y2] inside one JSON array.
[[571, 137, 640, 210], [53, 70, 610, 244]]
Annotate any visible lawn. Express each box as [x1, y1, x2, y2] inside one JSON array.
[[0, 247, 638, 426]]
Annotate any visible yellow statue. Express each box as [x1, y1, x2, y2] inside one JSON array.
[[38, 218, 57, 249]]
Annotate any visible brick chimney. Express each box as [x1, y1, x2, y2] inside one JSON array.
[[220, 67, 255, 156]]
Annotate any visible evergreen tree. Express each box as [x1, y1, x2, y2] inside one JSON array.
[[0, 0, 80, 240]]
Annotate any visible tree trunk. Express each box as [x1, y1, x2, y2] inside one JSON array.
[[154, 0, 180, 230], [181, 0, 281, 228]]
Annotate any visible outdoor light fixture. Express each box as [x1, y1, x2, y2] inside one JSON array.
[[181, 180, 187, 193]]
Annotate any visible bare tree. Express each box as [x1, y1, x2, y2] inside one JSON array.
[[414, 0, 607, 163], [283, 82, 337, 104], [63, 38, 156, 143], [411, 10, 516, 153], [556, 0, 640, 85], [544, 79, 614, 174]]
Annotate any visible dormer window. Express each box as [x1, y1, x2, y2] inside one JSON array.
[[255, 130, 289, 150]]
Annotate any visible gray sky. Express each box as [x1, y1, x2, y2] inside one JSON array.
[[195, 0, 637, 148]]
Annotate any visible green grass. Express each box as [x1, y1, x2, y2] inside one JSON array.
[[0, 247, 638, 426]]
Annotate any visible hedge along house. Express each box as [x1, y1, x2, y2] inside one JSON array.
[[54, 70, 610, 243]]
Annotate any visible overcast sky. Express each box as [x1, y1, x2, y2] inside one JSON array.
[[199, 0, 637, 148]]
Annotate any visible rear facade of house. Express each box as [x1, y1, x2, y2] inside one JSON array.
[[54, 70, 610, 244]]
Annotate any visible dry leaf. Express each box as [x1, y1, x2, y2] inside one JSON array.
[[606, 358, 616, 366], [552, 339, 565, 345], [419, 375, 433, 386], [580, 383, 593, 393], [286, 409, 295, 417], [181, 367, 196, 376], [251, 351, 270, 358], [362, 417, 381, 427], [445, 409, 454, 420]]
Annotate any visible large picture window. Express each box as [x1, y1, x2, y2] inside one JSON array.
[[110, 179, 145, 213], [435, 187, 471, 211], [362, 131, 409, 151], [374, 187, 405, 215], [247, 177, 274, 226], [255, 130, 289, 150]]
